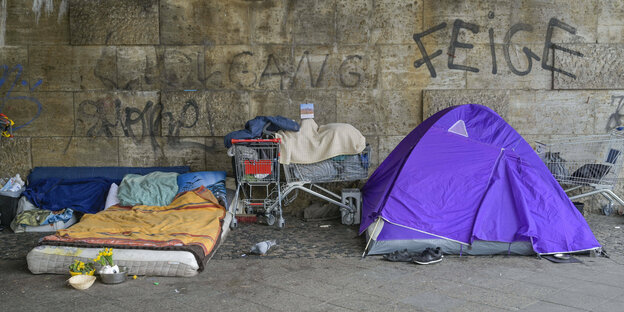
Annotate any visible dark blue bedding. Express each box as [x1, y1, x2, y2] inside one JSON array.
[[28, 166, 190, 185], [23, 177, 118, 214]]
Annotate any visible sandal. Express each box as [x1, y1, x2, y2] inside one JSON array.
[[383, 249, 413, 262]]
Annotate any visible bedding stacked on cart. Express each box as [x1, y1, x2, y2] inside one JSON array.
[[276, 119, 370, 183]]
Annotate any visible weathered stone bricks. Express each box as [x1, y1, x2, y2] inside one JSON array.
[[250, 0, 294, 44], [160, 0, 250, 45], [293, 0, 336, 45], [380, 45, 466, 90], [69, 0, 159, 45], [0, 138, 31, 178], [0, 47, 29, 94], [371, 0, 422, 44], [159, 46, 204, 91], [119, 136, 206, 171], [554, 44, 624, 90], [74, 91, 160, 138], [5, 0, 69, 45], [32, 137, 118, 167], [597, 0, 624, 43], [423, 89, 511, 119], [74, 46, 117, 91], [117, 47, 159, 91], [161, 91, 250, 137], [250, 91, 336, 127], [7, 92, 73, 137], [29, 46, 77, 91]]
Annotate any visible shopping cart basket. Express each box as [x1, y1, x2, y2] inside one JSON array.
[[230, 138, 284, 228], [274, 145, 371, 225], [536, 129, 624, 214]]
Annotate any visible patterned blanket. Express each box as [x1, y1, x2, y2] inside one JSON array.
[[41, 187, 226, 271]]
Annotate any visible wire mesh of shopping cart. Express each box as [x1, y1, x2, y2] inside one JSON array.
[[535, 130, 624, 214], [276, 145, 371, 225], [230, 138, 284, 228]]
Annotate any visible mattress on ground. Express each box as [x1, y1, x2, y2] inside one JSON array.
[[27, 211, 232, 277]]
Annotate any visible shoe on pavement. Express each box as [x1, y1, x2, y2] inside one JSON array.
[[413, 248, 443, 265]]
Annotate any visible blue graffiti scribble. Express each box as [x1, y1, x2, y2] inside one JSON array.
[[0, 64, 43, 131]]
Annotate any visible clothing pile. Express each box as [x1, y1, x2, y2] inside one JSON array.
[[277, 119, 369, 182]]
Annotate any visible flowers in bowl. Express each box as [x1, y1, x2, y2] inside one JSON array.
[[69, 260, 95, 276], [94, 247, 120, 274]]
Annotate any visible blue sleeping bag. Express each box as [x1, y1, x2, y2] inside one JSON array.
[[23, 177, 118, 214]]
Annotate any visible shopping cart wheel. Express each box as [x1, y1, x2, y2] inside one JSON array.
[[230, 217, 238, 229], [342, 212, 354, 225], [266, 214, 276, 226]]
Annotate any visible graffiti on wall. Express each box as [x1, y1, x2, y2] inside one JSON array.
[[413, 17, 584, 79], [606, 96, 624, 132], [78, 95, 215, 153], [0, 64, 43, 131], [207, 51, 368, 90]]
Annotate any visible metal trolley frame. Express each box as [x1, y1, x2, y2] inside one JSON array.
[[230, 138, 284, 228], [536, 130, 624, 214], [274, 145, 371, 225]]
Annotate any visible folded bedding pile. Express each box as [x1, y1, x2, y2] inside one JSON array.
[[275, 119, 370, 182], [276, 119, 367, 165], [11, 166, 190, 233]]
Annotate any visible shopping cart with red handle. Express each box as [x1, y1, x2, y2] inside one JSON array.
[[230, 138, 284, 228]]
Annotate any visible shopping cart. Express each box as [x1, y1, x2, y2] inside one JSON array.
[[275, 145, 371, 225], [536, 130, 624, 214], [230, 138, 284, 228]]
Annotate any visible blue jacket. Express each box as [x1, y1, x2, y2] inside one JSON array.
[[224, 116, 300, 148]]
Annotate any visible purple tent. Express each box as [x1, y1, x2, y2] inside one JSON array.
[[361, 104, 600, 256]]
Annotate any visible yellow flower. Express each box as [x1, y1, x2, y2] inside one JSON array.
[[94, 255, 101, 262]]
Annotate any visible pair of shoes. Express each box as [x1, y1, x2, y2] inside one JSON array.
[[413, 247, 443, 265], [383, 249, 413, 262]]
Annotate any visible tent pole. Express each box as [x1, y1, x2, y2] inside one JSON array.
[[362, 218, 381, 259]]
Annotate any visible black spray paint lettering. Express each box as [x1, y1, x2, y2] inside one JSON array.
[[259, 54, 287, 89], [229, 51, 257, 88], [291, 51, 328, 88], [214, 52, 366, 89], [504, 23, 540, 76], [339, 55, 363, 87], [413, 17, 583, 79], [79, 97, 214, 153], [413, 22, 447, 78], [606, 96, 624, 132], [448, 19, 480, 73], [541, 18, 584, 79], [0, 64, 43, 131]]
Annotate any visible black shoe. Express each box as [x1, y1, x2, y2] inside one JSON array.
[[413, 248, 443, 265], [430, 247, 443, 259]]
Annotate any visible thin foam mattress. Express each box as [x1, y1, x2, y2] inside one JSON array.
[[27, 212, 232, 277]]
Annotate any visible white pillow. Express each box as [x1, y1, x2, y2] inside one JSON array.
[[104, 183, 120, 210]]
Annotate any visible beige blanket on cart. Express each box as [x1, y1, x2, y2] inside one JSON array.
[[276, 119, 366, 165]]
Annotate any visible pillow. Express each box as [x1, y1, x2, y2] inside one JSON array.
[[117, 172, 180, 207], [104, 183, 119, 210], [177, 171, 227, 194]]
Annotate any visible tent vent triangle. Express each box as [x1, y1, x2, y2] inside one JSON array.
[[448, 120, 468, 137]]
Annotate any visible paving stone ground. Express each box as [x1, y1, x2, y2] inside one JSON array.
[[1, 213, 624, 311]]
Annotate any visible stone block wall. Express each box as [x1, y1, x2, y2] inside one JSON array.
[[0, 0, 623, 212]]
